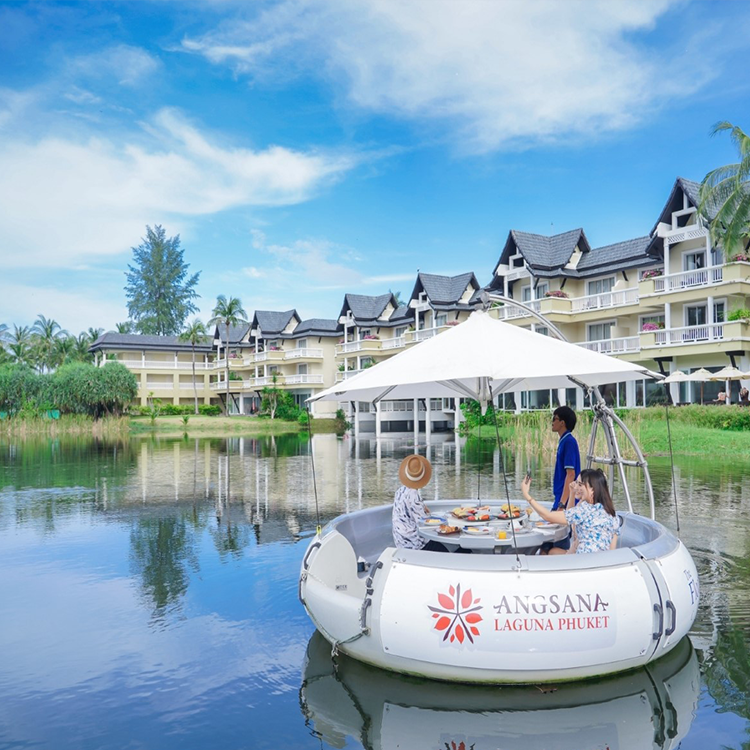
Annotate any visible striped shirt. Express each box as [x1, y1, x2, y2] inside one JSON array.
[[392, 485, 427, 549]]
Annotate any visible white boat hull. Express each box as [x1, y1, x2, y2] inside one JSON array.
[[300, 502, 700, 683]]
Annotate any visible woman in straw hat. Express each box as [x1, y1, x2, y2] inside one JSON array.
[[392, 454, 445, 551]]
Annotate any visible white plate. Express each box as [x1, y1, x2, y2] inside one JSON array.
[[463, 525, 492, 535]]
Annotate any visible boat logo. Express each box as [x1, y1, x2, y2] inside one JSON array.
[[428, 583, 483, 644]]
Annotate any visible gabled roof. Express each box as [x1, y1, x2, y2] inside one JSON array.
[[213, 323, 251, 345], [339, 293, 398, 324], [89, 331, 213, 353], [649, 176, 722, 236], [495, 228, 591, 275], [389, 304, 414, 323], [251, 309, 300, 336], [411, 272, 480, 309]]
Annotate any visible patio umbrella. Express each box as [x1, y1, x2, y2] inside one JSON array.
[[662, 371, 691, 384], [688, 368, 714, 405], [709, 365, 747, 404], [311, 310, 658, 405]]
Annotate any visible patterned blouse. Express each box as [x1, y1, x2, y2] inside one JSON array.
[[392, 485, 427, 549], [564, 501, 619, 554]]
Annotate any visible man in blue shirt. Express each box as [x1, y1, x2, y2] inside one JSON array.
[[543, 405, 581, 554]]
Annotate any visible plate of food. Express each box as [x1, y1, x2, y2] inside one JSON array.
[[437, 524, 461, 536], [423, 516, 447, 526], [464, 525, 491, 535], [497, 503, 522, 519], [450, 507, 477, 519]]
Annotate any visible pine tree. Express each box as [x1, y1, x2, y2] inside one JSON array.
[[125, 225, 201, 335]]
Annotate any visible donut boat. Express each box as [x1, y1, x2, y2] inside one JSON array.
[[301, 306, 700, 683]]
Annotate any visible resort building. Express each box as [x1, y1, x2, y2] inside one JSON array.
[[90, 332, 214, 407], [488, 177, 750, 408], [212, 310, 340, 416], [91, 175, 749, 420]]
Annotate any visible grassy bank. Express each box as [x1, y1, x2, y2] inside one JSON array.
[[471, 406, 750, 459], [0, 414, 131, 439], [128, 414, 343, 436]]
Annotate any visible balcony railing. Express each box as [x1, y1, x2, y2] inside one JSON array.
[[247, 350, 285, 364], [663, 225, 707, 245], [382, 336, 406, 350], [336, 369, 364, 382], [123, 360, 211, 370], [570, 288, 639, 312], [336, 340, 381, 355], [144, 382, 174, 390], [285, 374, 324, 385], [284, 348, 323, 360], [498, 300, 540, 320], [653, 324, 724, 346], [412, 327, 442, 342], [653, 266, 723, 293], [576, 337, 640, 354], [179, 382, 206, 389]]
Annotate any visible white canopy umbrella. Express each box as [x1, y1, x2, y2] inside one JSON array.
[[687, 367, 715, 405], [709, 365, 746, 380], [311, 311, 657, 404], [662, 371, 691, 384]]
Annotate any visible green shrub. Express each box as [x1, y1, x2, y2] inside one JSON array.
[[198, 404, 221, 416], [298, 410, 310, 426], [728, 308, 750, 321]]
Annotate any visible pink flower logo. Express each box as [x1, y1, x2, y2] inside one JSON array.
[[429, 583, 483, 644]]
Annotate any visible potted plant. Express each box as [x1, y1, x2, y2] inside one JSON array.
[[641, 269, 663, 280], [544, 290, 569, 299]]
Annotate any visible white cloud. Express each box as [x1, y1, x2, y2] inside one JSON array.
[[182, 0, 708, 152], [0, 107, 356, 269], [67, 44, 161, 87]]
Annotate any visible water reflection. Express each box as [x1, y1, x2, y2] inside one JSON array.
[[1, 433, 750, 749], [301, 632, 699, 750]]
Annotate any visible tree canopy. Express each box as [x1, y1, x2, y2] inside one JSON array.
[[699, 121, 750, 255], [125, 225, 201, 336]]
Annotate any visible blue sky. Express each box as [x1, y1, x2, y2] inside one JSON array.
[[2, 0, 750, 335]]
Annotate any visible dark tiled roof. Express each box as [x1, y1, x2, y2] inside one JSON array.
[[342, 293, 394, 321], [415, 272, 479, 305], [389, 304, 414, 323], [89, 331, 213, 353], [294, 318, 341, 336], [252, 310, 299, 336], [496, 228, 590, 274], [576, 236, 652, 273], [649, 176, 722, 235], [214, 323, 250, 344]]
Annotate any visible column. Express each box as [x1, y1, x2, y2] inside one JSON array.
[[375, 401, 382, 438], [425, 399, 431, 445], [455, 399, 463, 432], [665, 302, 672, 331], [353, 401, 360, 436], [413, 398, 419, 448], [663, 239, 670, 276]]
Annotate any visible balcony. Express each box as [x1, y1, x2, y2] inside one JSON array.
[[336, 369, 364, 382], [570, 288, 639, 313], [639, 320, 750, 350], [382, 336, 406, 350], [652, 266, 723, 294], [661, 225, 707, 245], [336, 339, 382, 355], [285, 374, 324, 385], [245, 350, 285, 365], [284, 348, 323, 360], [498, 300, 540, 320], [123, 359, 212, 370], [576, 337, 640, 355]]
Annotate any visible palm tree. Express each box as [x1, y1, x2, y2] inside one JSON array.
[[0, 322, 8, 343], [87, 327, 104, 343], [32, 315, 68, 372], [116, 321, 135, 334], [52, 336, 75, 368], [179, 319, 209, 415], [0, 323, 8, 364], [699, 121, 750, 255], [8, 325, 33, 366], [208, 296, 247, 415], [72, 333, 93, 363]]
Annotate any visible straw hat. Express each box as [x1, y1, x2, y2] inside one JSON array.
[[399, 454, 432, 489]]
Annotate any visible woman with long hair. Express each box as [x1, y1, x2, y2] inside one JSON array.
[[521, 468, 619, 554]]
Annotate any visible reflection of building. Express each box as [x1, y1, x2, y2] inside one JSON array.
[[92, 177, 750, 416]]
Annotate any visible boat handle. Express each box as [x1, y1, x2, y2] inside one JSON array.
[[365, 561, 384, 590], [665, 600, 677, 636], [653, 603, 663, 640], [360, 598, 372, 631], [302, 541, 321, 571]]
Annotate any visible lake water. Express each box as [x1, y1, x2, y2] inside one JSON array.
[[1, 432, 749, 749]]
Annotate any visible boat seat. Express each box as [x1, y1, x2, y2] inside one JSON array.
[[335, 506, 395, 565]]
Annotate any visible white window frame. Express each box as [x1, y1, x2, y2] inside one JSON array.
[[296, 338, 307, 349], [682, 249, 706, 271], [587, 276, 615, 296], [536, 282, 549, 297], [587, 319, 616, 342], [684, 304, 707, 327]]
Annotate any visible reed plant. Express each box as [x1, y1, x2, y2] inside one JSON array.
[[0, 414, 131, 440]]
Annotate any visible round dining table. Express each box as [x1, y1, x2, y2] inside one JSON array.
[[419, 519, 569, 554]]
